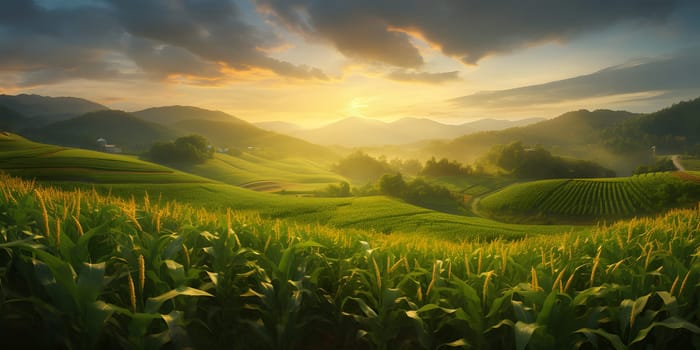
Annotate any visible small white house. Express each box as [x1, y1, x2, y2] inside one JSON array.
[[96, 137, 122, 154]]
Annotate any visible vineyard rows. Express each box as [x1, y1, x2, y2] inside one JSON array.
[[479, 173, 699, 222]]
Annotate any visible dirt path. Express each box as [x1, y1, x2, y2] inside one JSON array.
[[671, 155, 685, 171]]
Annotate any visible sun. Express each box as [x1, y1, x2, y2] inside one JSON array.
[[346, 97, 370, 116]]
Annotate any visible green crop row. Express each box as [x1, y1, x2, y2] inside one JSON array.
[[479, 173, 700, 223], [1, 174, 699, 349]]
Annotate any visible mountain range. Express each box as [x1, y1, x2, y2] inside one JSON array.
[[0, 97, 334, 159], [0, 94, 107, 126], [2, 93, 700, 175], [255, 116, 544, 147]]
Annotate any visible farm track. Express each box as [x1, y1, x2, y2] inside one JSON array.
[[672, 155, 685, 171]]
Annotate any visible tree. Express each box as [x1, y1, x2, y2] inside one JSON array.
[[332, 151, 393, 182], [422, 157, 469, 176], [481, 141, 615, 179], [378, 173, 406, 197], [321, 181, 351, 197], [149, 134, 214, 164]]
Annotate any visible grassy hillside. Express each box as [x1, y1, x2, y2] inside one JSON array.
[[102, 183, 573, 240], [1, 175, 698, 349], [132, 105, 337, 161], [479, 172, 700, 223], [603, 97, 700, 154], [0, 133, 571, 239], [429, 98, 700, 175], [22, 110, 178, 152], [428, 109, 638, 162], [173, 118, 337, 161], [0, 133, 207, 183], [180, 152, 347, 192]]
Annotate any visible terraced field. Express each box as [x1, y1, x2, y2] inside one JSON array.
[[0, 133, 210, 183], [479, 172, 700, 223], [179, 152, 346, 193]]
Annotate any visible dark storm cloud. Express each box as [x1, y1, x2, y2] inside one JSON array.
[[0, 0, 326, 87], [386, 70, 460, 84], [258, 0, 682, 66], [451, 49, 700, 108]]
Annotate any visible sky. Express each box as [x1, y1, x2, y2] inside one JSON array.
[[1, 0, 699, 126]]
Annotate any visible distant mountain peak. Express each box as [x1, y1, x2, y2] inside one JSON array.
[[132, 105, 241, 125], [0, 93, 108, 122], [288, 115, 545, 147]]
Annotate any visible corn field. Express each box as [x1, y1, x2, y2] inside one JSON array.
[[1, 174, 699, 349]]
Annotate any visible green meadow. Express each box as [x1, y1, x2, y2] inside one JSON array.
[[179, 152, 347, 192], [0, 133, 209, 184], [0, 133, 574, 240]]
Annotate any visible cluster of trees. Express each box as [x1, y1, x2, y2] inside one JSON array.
[[421, 157, 471, 176], [481, 141, 615, 179], [602, 98, 700, 156], [319, 181, 351, 197], [333, 151, 472, 182], [332, 151, 394, 182], [149, 134, 214, 164], [634, 158, 677, 175], [388, 158, 423, 176], [378, 173, 456, 211]]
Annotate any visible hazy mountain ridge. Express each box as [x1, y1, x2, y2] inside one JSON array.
[[5, 98, 336, 159], [425, 98, 700, 174], [4, 93, 700, 174], [173, 118, 336, 160], [256, 116, 545, 147], [0, 94, 108, 125], [254, 121, 304, 133], [424, 109, 640, 170], [0, 105, 26, 131], [132, 106, 243, 125], [22, 110, 178, 152]]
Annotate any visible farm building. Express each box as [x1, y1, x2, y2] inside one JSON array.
[[96, 137, 123, 154]]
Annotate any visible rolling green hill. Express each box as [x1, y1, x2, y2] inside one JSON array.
[[427, 109, 638, 162], [22, 110, 178, 152], [478, 172, 700, 223], [428, 98, 700, 175], [173, 118, 337, 161], [0, 133, 574, 239], [603, 97, 700, 154], [134, 105, 338, 161], [179, 152, 347, 193], [0, 133, 208, 183]]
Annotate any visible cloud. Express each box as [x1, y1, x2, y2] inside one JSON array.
[[450, 48, 700, 108], [386, 69, 460, 84], [258, 0, 682, 66], [0, 0, 327, 87]]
